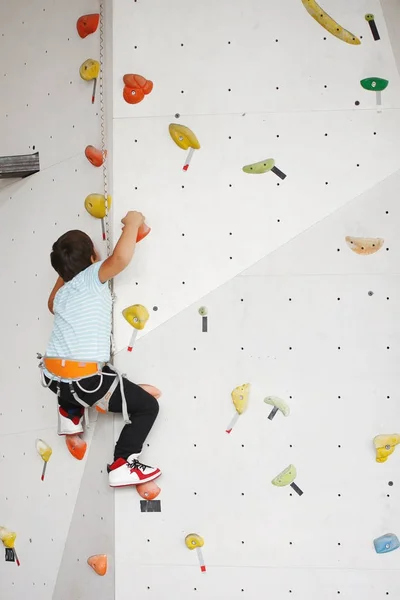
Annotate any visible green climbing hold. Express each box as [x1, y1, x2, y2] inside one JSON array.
[[198, 306, 208, 316], [365, 14, 375, 22], [272, 464, 297, 487], [360, 77, 389, 92], [243, 158, 275, 174]]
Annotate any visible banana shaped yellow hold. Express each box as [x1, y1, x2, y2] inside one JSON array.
[[301, 0, 361, 45]]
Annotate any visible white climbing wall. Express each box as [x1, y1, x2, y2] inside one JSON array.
[[1, 0, 400, 598], [0, 1, 114, 599], [111, 1, 400, 599]]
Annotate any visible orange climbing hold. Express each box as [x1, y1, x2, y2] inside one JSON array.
[[137, 480, 161, 500], [123, 74, 153, 104], [137, 223, 151, 243], [85, 145, 106, 167], [139, 384, 162, 399], [87, 554, 108, 576], [76, 14, 100, 39], [65, 435, 87, 460]]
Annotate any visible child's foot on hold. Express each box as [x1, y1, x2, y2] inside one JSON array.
[[108, 453, 161, 487], [58, 407, 84, 435]]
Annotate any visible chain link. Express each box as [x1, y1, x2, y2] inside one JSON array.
[[99, 2, 116, 359]]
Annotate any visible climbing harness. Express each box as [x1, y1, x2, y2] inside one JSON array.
[[37, 354, 131, 428]]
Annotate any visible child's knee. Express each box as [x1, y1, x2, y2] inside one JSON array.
[[148, 395, 160, 417]]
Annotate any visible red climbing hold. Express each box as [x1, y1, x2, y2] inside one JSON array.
[[123, 74, 153, 104], [76, 14, 100, 39], [85, 145, 106, 167]]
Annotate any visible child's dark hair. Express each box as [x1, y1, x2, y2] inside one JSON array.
[[50, 230, 95, 282]]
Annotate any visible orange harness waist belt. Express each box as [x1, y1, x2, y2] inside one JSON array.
[[38, 353, 131, 427], [43, 357, 103, 380]]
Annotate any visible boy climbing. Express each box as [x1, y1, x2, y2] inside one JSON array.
[[38, 211, 161, 488]]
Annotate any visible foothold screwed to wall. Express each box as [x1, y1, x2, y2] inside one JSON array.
[[87, 554, 108, 576], [373, 434, 400, 463], [300, 0, 361, 45], [226, 383, 250, 433], [85, 145, 106, 167], [137, 480, 161, 501], [264, 396, 290, 420], [122, 304, 150, 351], [0, 527, 20, 566], [84, 193, 112, 240], [272, 464, 303, 496], [365, 14, 380, 41], [169, 124, 201, 171], [185, 533, 206, 572], [345, 236, 384, 255], [374, 533, 400, 554], [79, 59, 100, 103], [123, 74, 153, 104], [76, 14, 100, 39], [360, 78, 389, 111], [138, 384, 162, 399], [65, 434, 87, 461], [36, 438, 52, 481], [242, 158, 286, 180]]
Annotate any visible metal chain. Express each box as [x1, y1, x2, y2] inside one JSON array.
[[99, 2, 116, 359]]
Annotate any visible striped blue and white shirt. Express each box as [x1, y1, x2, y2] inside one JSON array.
[[44, 260, 112, 380]]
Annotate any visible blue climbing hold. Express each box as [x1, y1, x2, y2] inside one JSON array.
[[374, 533, 400, 554]]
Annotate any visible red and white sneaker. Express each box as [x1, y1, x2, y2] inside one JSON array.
[[108, 453, 161, 488], [58, 407, 84, 436]]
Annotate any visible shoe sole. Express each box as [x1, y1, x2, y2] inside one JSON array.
[[109, 470, 162, 488]]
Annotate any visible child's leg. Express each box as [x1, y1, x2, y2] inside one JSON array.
[[107, 377, 161, 487], [107, 377, 160, 460], [45, 377, 85, 435]]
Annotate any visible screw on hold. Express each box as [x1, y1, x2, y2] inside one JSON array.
[[374, 434, 400, 463], [374, 533, 400, 554]]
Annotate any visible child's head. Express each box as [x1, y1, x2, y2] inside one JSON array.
[[50, 230, 98, 281]]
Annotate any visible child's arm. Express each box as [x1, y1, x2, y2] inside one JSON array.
[[99, 211, 145, 283], [48, 276, 64, 314]]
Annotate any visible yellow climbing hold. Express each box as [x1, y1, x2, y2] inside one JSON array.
[[185, 533, 204, 550], [0, 527, 17, 549], [232, 383, 250, 415], [84, 194, 112, 219], [169, 124, 200, 151], [79, 59, 100, 81], [301, 0, 361, 45], [122, 304, 149, 330], [374, 434, 400, 463]]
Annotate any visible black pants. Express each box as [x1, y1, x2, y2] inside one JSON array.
[[45, 366, 159, 460]]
